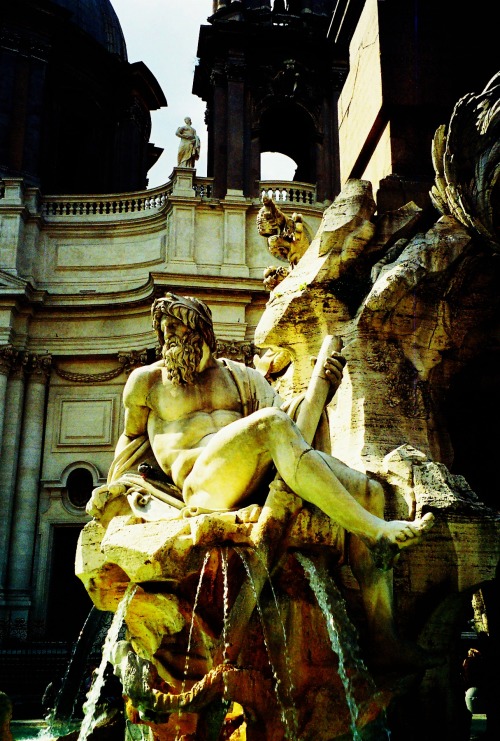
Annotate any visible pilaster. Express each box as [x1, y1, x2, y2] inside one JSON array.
[[0, 178, 26, 275], [168, 168, 198, 274], [0, 351, 27, 606], [222, 198, 250, 277], [0, 179, 41, 282], [5, 354, 52, 635]]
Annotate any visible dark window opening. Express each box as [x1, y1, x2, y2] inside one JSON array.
[[46, 527, 93, 642], [67, 468, 93, 509]]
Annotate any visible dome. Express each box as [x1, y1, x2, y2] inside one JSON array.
[[50, 0, 127, 59]]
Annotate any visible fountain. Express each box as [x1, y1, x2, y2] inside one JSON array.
[[77, 584, 136, 741], [75, 74, 500, 740], [42, 608, 114, 738]]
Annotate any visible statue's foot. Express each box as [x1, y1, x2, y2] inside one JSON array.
[[367, 512, 435, 570]]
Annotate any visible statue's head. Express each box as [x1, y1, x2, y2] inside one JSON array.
[[152, 293, 216, 350], [184, 117, 192, 125], [151, 293, 217, 385]]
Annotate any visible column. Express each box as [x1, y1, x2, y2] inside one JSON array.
[[0, 345, 17, 447], [6, 354, 52, 630], [226, 55, 246, 196], [0, 351, 27, 606], [211, 64, 228, 199]]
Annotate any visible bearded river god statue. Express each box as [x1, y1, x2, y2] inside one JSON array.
[[76, 74, 500, 741]]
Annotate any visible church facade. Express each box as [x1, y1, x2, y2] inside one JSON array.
[[0, 0, 497, 715]]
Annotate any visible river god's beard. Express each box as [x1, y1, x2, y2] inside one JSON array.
[[162, 331, 204, 386]]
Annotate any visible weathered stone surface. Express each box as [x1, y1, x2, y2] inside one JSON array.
[[248, 78, 500, 737], [75, 76, 500, 741]]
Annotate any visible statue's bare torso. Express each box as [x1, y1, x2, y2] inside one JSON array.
[[121, 358, 266, 504], [116, 324, 434, 568]]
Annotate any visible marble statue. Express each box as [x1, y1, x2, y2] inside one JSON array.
[[79, 292, 436, 738], [92, 293, 432, 563], [76, 74, 500, 740], [175, 117, 200, 168], [256, 194, 310, 267]]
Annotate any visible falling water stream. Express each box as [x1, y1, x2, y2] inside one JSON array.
[[49, 549, 388, 741], [235, 547, 298, 740], [174, 550, 211, 741], [254, 549, 297, 708], [180, 549, 211, 689], [76, 582, 138, 741], [38, 608, 114, 739], [296, 553, 391, 740], [220, 547, 230, 700]]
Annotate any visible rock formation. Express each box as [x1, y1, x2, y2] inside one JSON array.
[[75, 74, 500, 740]]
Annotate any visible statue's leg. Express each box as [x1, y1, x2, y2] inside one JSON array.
[[184, 408, 434, 556], [279, 438, 434, 558], [184, 408, 439, 670], [182, 410, 277, 509]]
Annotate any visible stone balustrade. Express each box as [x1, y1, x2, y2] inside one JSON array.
[[41, 177, 216, 220], [32, 178, 318, 220], [42, 184, 171, 219], [259, 180, 317, 205]]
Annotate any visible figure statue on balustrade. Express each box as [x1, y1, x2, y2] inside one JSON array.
[[175, 117, 200, 168]]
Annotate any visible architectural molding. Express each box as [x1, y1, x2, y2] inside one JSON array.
[[0, 345, 17, 376], [53, 349, 149, 383]]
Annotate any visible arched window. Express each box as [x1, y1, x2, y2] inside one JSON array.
[[259, 102, 316, 184], [66, 467, 94, 509], [261, 152, 297, 180]]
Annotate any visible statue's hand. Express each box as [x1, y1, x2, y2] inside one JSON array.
[[325, 351, 346, 382], [325, 352, 346, 401], [86, 482, 127, 520], [310, 352, 346, 402]]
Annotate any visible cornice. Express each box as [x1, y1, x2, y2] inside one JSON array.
[[0, 270, 47, 304], [39, 274, 156, 310], [150, 272, 267, 298]]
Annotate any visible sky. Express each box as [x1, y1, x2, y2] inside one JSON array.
[[110, 0, 295, 189], [111, 0, 209, 188]]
